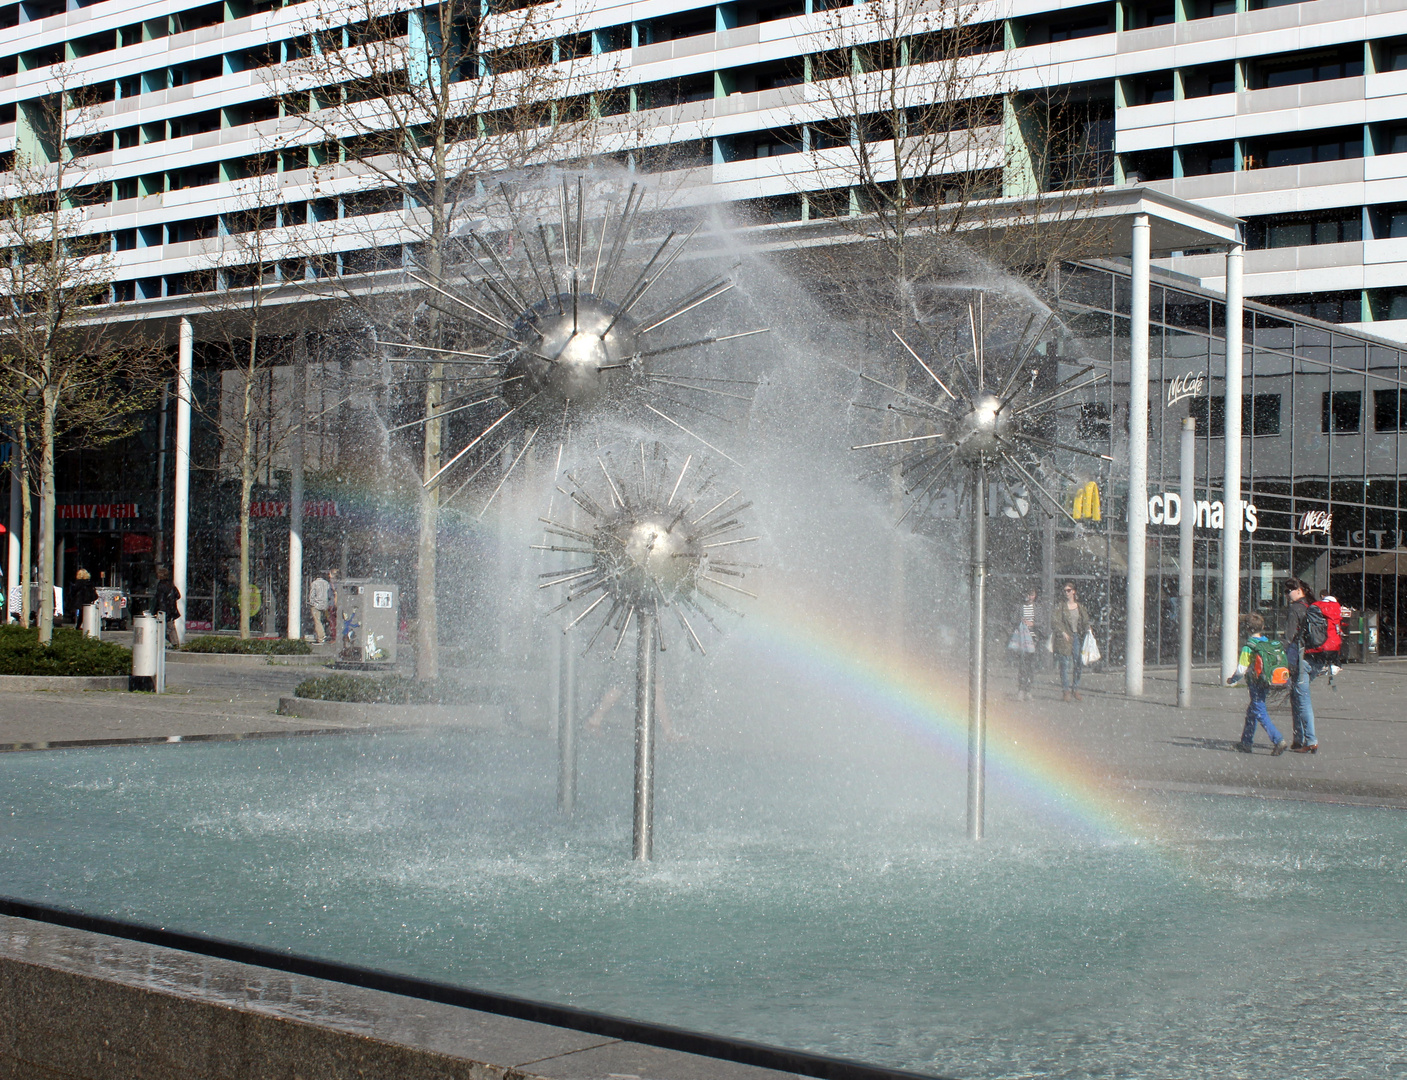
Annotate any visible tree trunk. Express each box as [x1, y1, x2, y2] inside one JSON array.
[[414, 157, 449, 683], [38, 391, 57, 643], [239, 340, 257, 639], [18, 432, 30, 627]]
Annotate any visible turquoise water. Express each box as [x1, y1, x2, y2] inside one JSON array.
[[1, 730, 1404, 1079]]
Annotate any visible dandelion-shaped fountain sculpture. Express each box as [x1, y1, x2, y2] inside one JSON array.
[[539, 441, 757, 860], [386, 178, 766, 510], [851, 299, 1111, 840]]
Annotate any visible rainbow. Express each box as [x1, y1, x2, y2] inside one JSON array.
[[737, 590, 1169, 845]]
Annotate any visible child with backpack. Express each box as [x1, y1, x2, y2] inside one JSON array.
[[1226, 613, 1289, 756]]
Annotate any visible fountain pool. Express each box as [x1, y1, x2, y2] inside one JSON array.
[[1, 729, 1404, 1080]]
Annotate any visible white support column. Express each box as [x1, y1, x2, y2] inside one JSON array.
[[1220, 240, 1245, 682], [172, 318, 193, 645], [6, 451, 19, 621], [1126, 213, 1151, 697], [287, 337, 305, 640]]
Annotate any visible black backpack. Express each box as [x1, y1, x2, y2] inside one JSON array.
[[1299, 604, 1329, 650]]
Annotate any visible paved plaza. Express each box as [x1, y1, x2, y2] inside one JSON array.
[[2, 654, 1405, 809]]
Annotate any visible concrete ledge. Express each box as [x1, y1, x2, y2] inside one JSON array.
[[277, 696, 505, 728], [0, 674, 129, 691], [168, 651, 332, 667], [0, 913, 804, 1080]]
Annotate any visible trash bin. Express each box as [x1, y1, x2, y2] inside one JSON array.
[[81, 603, 101, 639], [337, 579, 398, 665], [129, 613, 167, 692], [1344, 611, 1380, 663], [1363, 611, 1379, 663]]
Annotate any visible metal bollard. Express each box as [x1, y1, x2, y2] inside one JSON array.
[[81, 603, 101, 640], [129, 613, 161, 692]]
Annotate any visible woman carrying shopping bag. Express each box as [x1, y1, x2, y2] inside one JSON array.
[[1008, 585, 1049, 701], [1053, 582, 1093, 702]]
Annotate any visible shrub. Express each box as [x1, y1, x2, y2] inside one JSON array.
[[294, 673, 456, 704], [0, 626, 132, 676], [182, 635, 311, 655]]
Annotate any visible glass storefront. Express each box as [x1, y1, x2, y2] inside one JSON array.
[[1045, 261, 1407, 661]]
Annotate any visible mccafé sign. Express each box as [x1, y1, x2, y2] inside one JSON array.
[[1147, 493, 1259, 533]]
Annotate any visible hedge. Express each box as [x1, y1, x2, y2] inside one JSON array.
[[182, 635, 312, 656], [293, 673, 457, 704], [0, 626, 132, 677]]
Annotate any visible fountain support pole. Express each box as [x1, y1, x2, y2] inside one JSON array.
[[632, 609, 658, 861], [967, 469, 988, 842], [558, 627, 577, 815], [1178, 417, 1196, 708], [1220, 240, 1245, 683], [1126, 213, 1151, 697]]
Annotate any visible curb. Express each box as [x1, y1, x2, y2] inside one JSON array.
[[277, 696, 504, 728], [0, 674, 129, 691]]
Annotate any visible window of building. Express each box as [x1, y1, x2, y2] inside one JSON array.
[[1121, 148, 1174, 182], [1183, 62, 1235, 97], [1179, 140, 1235, 175], [1127, 0, 1175, 27], [1373, 388, 1407, 430], [1369, 202, 1407, 238], [1187, 394, 1280, 437], [637, 7, 714, 43], [1259, 291, 1360, 322], [1014, 3, 1114, 45], [1245, 208, 1362, 248], [1370, 288, 1407, 321], [1249, 393, 1282, 435], [1249, 45, 1364, 89], [1250, 127, 1363, 168], [1128, 71, 1174, 105], [1321, 390, 1362, 433]]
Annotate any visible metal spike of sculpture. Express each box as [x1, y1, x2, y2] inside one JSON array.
[[392, 178, 767, 511], [538, 440, 757, 860], [851, 296, 1112, 840]]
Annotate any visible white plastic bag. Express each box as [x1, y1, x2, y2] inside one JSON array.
[[1081, 629, 1101, 666], [1008, 621, 1035, 654]]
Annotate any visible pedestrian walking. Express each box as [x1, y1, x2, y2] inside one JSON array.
[[1009, 586, 1049, 700], [308, 570, 332, 644], [1225, 613, 1289, 755], [1283, 577, 1325, 753], [1052, 581, 1091, 702], [150, 566, 182, 647]]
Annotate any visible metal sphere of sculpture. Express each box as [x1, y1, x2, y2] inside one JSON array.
[[540, 442, 756, 860], [500, 295, 643, 409], [852, 299, 1112, 842], [391, 178, 768, 508], [948, 391, 1013, 463]]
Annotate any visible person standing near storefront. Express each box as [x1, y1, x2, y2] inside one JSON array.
[[70, 569, 97, 628], [151, 566, 181, 648], [1053, 582, 1091, 702], [308, 570, 332, 644], [1284, 577, 1324, 753]]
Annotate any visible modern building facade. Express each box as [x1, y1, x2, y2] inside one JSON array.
[[3, 0, 1407, 663], [2, 0, 1406, 332]]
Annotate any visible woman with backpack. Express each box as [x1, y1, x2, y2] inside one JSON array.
[[1283, 577, 1326, 753]]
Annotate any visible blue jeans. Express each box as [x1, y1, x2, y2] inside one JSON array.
[[1288, 645, 1325, 746], [1057, 652, 1082, 692], [1240, 682, 1282, 747]]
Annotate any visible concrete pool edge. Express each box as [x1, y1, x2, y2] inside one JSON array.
[[0, 902, 951, 1080]]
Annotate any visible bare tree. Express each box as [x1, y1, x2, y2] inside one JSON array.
[[0, 77, 163, 642], [786, 0, 1108, 319], [190, 176, 325, 639], [267, 0, 616, 678]]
